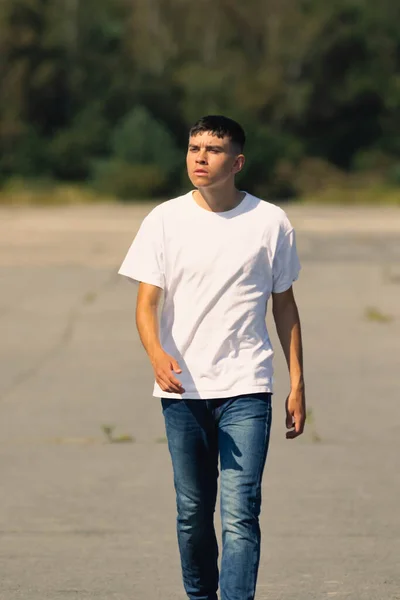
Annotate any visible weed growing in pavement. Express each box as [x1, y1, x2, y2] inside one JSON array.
[[101, 424, 135, 443], [306, 407, 322, 443], [364, 307, 394, 323]]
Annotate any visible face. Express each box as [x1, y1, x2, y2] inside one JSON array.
[[186, 131, 245, 188]]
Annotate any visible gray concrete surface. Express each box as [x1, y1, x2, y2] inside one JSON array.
[[0, 202, 399, 599]]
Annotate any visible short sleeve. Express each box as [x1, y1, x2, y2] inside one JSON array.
[[272, 219, 301, 294], [118, 209, 165, 289]]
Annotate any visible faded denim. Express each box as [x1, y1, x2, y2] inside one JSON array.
[[161, 393, 272, 600]]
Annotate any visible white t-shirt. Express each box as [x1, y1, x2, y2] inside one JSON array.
[[119, 191, 301, 399]]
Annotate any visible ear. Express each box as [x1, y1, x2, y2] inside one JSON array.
[[232, 154, 245, 175]]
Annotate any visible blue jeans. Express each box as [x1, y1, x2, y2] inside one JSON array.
[[161, 393, 272, 600]]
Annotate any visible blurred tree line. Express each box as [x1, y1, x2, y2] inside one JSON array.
[[1, 0, 400, 200]]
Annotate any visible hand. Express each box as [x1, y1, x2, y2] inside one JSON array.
[[285, 387, 306, 439], [152, 349, 185, 394]]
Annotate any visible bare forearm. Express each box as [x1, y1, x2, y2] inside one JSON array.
[[136, 305, 163, 365], [135, 283, 184, 394], [273, 300, 304, 390]]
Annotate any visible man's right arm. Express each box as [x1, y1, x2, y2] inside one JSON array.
[[136, 282, 185, 394]]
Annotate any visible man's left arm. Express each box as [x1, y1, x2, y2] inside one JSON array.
[[272, 286, 306, 439]]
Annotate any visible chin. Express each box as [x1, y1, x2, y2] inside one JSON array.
[[191, 178, 213, 188]]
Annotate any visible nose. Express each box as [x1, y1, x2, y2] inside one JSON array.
[[195, 149, 207, 165]]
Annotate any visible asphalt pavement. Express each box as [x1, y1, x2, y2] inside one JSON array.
[[0, 202, 399, 599]]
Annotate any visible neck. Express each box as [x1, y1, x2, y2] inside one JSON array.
[[193, 184, 245, 213]]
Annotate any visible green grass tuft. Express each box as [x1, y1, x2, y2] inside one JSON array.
[[364, 307, 394, 323], [101, 424, 135, 444], [306, 407, 322, 443]]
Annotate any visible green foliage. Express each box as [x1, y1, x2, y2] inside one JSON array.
[[352, 150, 395, 173], [92, 160, 169, 199], [91, 106, 181, 198], [238, 126, 303, 197], [1, 0, 400, 200], [387, 164, 400, 187], [110, 106, 181, 173], [48, 107, 110, 180], [0, 128, 50, 178]]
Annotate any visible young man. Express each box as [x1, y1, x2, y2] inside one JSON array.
[[119, 115, 306, 600]]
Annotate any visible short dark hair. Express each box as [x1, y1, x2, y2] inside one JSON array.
[[189, 115, 246, 152]]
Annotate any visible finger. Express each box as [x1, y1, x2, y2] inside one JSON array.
[[286, 420, 305, 439], [286, 410, 294, 429], [164, 376, 184, 393], [295, 413, 305, 434], [286, 428, 302, 439], [164, 373, 185, 394], [157, 376, 172, 393], [158, 379, 181, 394], [157, 370, 184, 393], [156, 373, 170, 391], [168, 381, 185, 394], [170, 359, 182, 374], [168, 373, 184, 388]]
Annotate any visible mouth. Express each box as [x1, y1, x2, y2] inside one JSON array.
[[194, 170, 208, 176]]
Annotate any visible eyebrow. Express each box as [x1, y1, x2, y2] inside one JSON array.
[[189, 144, 225, 151]]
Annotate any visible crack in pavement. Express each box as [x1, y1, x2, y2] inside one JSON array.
[[0, 274, 38, 320], [0, 272, 119, 404]]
